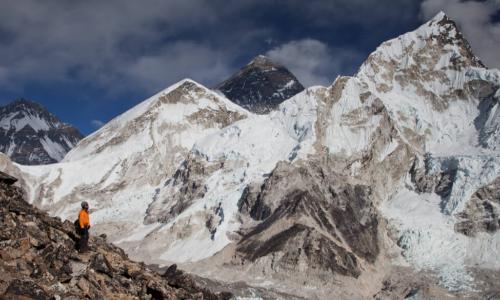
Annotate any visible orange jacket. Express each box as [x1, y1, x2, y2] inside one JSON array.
[[79, 209, 90, 229]]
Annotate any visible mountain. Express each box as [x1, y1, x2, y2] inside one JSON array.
[[0, 172, 230, 299], [215, 55, 305, 113], [6, 12, 500, 299], [11, 79, 249, 258], [0, 99, 83, 165]]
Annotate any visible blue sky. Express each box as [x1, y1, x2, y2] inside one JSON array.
[[0, 0, 499, 135]]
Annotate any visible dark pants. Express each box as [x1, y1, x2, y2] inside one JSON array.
[[79, 227, 89, 252]]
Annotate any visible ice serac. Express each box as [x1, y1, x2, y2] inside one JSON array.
[[0, 99, 83, 165], [9, 12, 500, 299], [215, 55, 305, 113]]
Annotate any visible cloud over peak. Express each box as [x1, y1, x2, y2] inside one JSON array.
[[266, 39, 362, 87]]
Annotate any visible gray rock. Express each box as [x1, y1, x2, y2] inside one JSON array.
[[0, 171, 17, 185], [455, 177, 500, 236], [236, 159, 379, 277]]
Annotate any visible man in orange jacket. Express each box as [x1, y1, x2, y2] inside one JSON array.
[[78, 201, 90, 253]]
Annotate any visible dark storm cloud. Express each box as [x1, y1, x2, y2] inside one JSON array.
[[0, 0, 222, 92], [0, 0, 424, 98], [420, 0, 500, 68]]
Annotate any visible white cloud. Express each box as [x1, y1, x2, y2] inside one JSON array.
[[266, 39, 362, 87], [421, 0, 500, 69], [90, 119, 105, 128]]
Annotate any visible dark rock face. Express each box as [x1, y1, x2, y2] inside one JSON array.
[[409, 154, 457, 203], [145, 156, 216, 224], [0, 173, 230, 299], [239, 223, 361, 277], [455, 177, 500, 236], [0, 171, 17, 185], [236, 160, 379, 277], [0, 99, 83, 165], [372, 268, 445, 300], [215, 55, 305, 113]]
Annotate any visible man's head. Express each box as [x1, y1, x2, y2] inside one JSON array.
[[81, 201, 89, 210]]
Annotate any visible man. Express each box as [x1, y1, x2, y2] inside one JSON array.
[[78, 201, 90, 253]]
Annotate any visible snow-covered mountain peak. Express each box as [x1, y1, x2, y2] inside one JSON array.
[[1, 99, 62, 132], [0, 99, 83, 165], [157, 78, 216, 100], [420, 12, 483, 66], [155, 78, 241, 108], [356, 10, 496, 144], [357, 14, 499, 157], [65, 79, 248, 162], [358, 12, 483, 84], [430, 11, 447, 22]]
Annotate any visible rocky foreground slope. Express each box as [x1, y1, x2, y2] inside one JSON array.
[[0, 171, 230, 300], [0, 99, 83, 165]]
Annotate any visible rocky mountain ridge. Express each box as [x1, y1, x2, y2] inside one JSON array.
[[0, 99, 83, 165]]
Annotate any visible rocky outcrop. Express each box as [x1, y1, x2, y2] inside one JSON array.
[[0, 170, 17, 185], [0, 174, 230, 299], [455, 177, 500, 236], [409, 154, 457, 200], [372, 267, 464, 300], [0, 99, 83, 165], [215, 55, 305, 113], [235, 159, 379, 277], [145, 155, 222, 224]]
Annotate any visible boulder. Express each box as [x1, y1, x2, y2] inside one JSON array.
[[0, 171, 17, 185]]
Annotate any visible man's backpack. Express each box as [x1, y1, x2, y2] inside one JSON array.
[[74, 219, 83, 235]]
